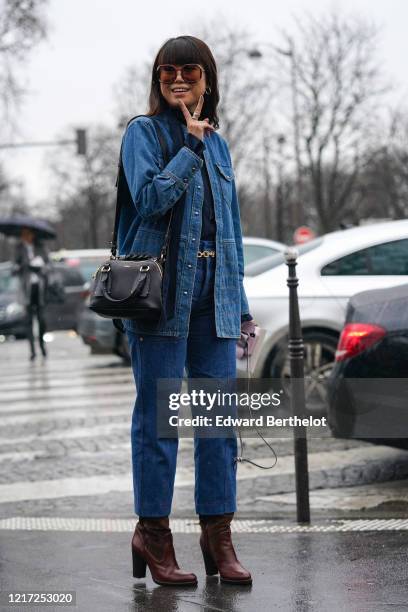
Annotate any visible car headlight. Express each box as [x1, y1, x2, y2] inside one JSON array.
[[6, 302, 25, 317]]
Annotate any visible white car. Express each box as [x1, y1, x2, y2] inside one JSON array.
[[50, 248, 110, 282], [242, 236, 286, 266], [240, 219, 408, 409]]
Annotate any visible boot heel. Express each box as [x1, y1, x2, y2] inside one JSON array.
[[201, 548, 218, 576], [132, 548, 147, 578]]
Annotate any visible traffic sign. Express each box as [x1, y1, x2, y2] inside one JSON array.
[[293, 226, 316, 245]]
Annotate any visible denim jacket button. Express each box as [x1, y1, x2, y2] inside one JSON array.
[[188, 264, 192, 268], [192, 238, 196, 242], [183, 290, 188, 295], [194, 211, 199, 215]]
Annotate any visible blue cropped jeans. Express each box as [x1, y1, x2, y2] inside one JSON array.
[[126, 239, 238, 517]]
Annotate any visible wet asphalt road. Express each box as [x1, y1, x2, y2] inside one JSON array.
[[1, 531, 407, 612]]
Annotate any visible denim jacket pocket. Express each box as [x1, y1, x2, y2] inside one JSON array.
[[221, 239, 240, 295], [215, 163, 234, 206]]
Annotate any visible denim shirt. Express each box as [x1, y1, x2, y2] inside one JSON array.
[[184, 132, 217, 240], [117, 107, 250, 338]]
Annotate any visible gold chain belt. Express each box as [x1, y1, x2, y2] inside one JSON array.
[[197, 250, 216, 258]]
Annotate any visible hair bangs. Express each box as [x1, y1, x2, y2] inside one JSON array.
[[157, 37, 202, 67]]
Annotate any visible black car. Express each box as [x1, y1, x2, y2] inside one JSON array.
[[0, 261, 87, 337], [327, 283, 408, 448]]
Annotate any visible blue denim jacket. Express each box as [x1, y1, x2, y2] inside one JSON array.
[[117, 107, 250, 338]]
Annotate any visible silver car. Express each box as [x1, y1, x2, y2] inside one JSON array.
[[240, 219, 408, 410]]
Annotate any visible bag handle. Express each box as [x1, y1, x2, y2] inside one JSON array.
[[100, 269, 149, 303], [110, 115, 174, 259]]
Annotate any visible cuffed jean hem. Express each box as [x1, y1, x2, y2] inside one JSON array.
[[195, 499, 237, 516]]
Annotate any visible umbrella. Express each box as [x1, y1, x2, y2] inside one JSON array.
[[0, 215, 57, 240]]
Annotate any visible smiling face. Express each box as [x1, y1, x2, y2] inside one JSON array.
[[149, 36, 220, 128], [159, 64, 207, 114]]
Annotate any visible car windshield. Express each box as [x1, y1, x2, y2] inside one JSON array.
[[244, 244, 280, 266], [245, 237, 324, 277]]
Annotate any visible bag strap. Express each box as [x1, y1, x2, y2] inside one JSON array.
[[110, 114, 174, 259]]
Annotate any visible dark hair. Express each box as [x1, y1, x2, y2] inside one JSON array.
[[147, 36, 220, 129]]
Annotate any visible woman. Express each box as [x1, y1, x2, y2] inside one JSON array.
[[118, 35, 254, 586], [14, 228, 49, 360]]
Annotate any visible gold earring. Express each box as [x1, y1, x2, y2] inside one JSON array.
[[205, 87, 211, 95]]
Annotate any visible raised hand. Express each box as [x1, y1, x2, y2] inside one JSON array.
[[177, 95, 215, 141]]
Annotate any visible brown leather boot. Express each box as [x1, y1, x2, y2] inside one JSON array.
[[132, 517, 197, 586], [199, 513, 252, 584]]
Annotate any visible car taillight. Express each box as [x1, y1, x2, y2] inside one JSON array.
[[335, 323, 386, 362], [67, 258, 81, 267]]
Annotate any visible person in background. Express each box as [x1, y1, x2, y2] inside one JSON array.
[[14, 227, 50, 360]]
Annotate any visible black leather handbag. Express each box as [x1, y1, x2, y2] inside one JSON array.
[[89, 118, 173, 323]]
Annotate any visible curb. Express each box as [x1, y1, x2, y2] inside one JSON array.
[[173, 445, 408, 509]]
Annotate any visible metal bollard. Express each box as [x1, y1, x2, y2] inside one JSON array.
[[284, 247, 311, 524]]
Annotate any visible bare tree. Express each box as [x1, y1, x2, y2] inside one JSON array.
[[0, 163, 30, 259], [0, 0, 48, 259], [355, 109, 408, 220], [0, 0, 48, 128], [276, 11, 389, 233], [384, 109, 408, 217], [47, 124, 120, 249], [113, 61, 152, 128]]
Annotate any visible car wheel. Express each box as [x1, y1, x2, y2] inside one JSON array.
[[265, 331, 339, 415]]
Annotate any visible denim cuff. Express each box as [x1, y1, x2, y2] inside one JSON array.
[[184, 132, 205, 157]]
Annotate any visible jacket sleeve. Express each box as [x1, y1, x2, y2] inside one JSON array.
[[121, 118, 204, 220], [230, 175, 251, 318], [184, 132, 205, 157], [221, 138, 251, 318]]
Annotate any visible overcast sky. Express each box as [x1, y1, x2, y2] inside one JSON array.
[[2, 0, 407, 206]]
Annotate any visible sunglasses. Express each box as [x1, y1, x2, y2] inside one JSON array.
[[156, 63, 205, 84]]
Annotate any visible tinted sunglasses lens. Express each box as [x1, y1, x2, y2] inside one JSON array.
[[182, 64, 202, 82], [158, 65, 176, 83]]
